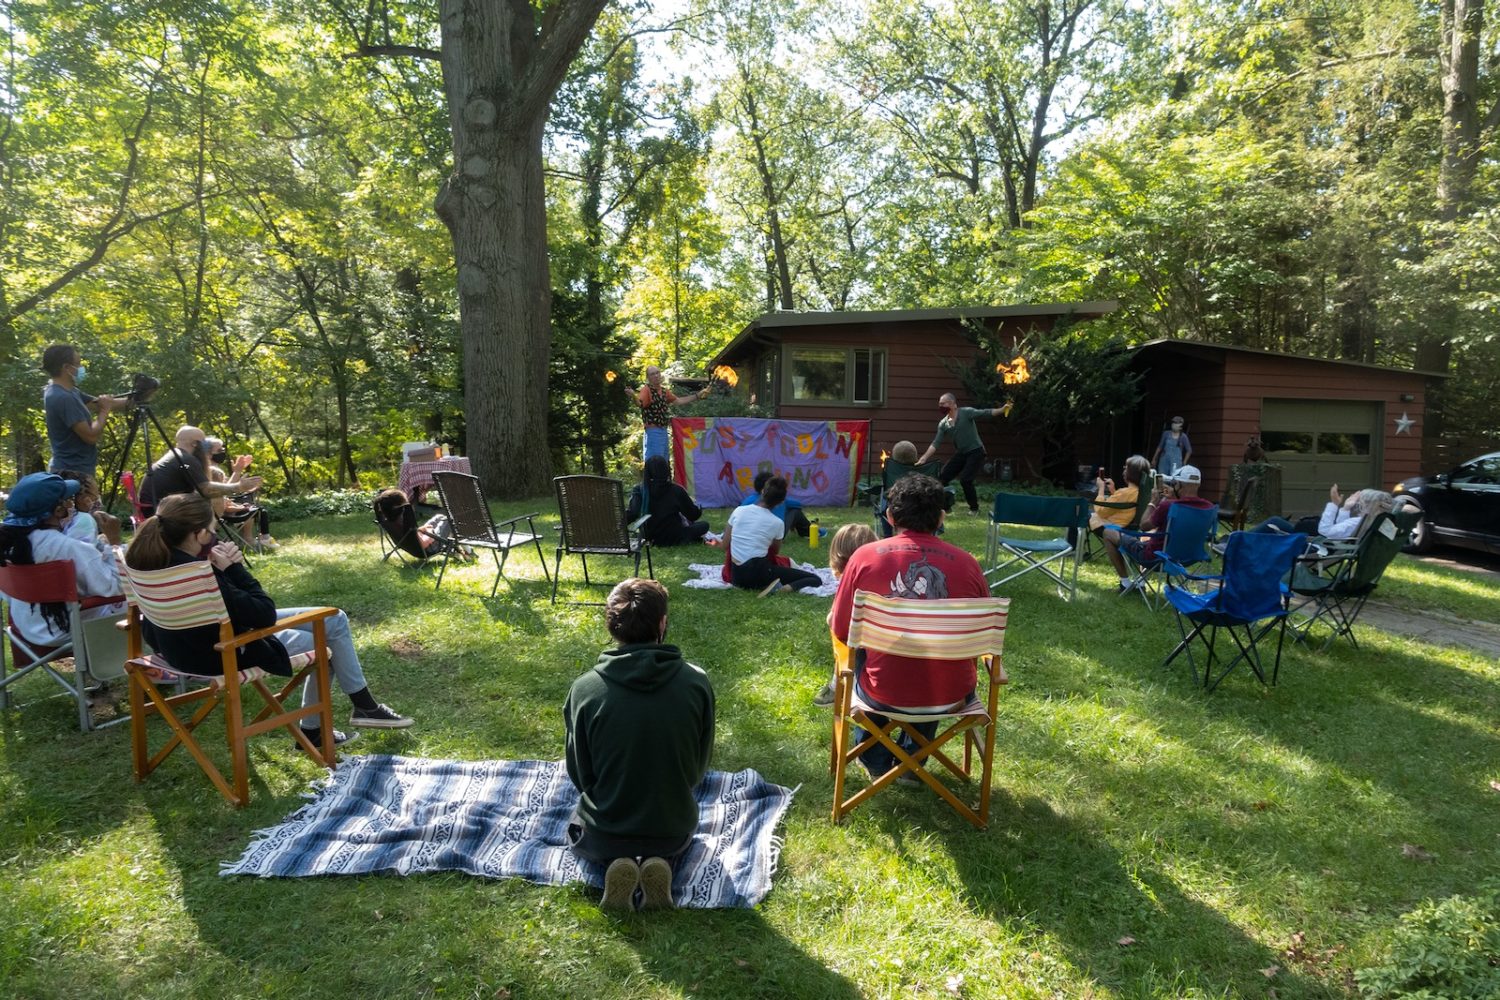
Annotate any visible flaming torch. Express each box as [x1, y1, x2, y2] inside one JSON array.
[[711, 365, 740, 389], [604, 370, 618, 383], [994, 355, 1030, 417]]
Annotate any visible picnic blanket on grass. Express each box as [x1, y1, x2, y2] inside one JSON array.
[[220, 755, 795, 908], [681, 561, 838, 597]]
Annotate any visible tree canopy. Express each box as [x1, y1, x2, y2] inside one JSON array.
[[4, 0, 1497, 489]]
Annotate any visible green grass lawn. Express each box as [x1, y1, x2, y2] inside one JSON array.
[[2, 497, 1497, 999]]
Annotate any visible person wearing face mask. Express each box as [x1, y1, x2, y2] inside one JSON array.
[[41, 344, 126, 480], [1151, 416, 1193, 477], [915, 392, 1008, 515], [0, 472, 124, 646], [138, 426, 262, 517], [563, 578, 714, 911]]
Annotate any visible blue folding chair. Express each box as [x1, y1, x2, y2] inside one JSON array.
[[984, 493, 1091, 601], [1162, 531, 1307, 691], [1118, 502, 1220, 609]]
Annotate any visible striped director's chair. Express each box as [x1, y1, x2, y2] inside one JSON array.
[[120, 559, 337, 807], [830, 592, 1010, 829]]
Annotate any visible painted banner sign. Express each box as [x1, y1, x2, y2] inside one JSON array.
[[671, 417, 870, 508]]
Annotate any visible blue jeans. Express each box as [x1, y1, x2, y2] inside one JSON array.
[[852, 675, 953, 776], [644, 426, 669, 463], [273, 607, 368, 725]]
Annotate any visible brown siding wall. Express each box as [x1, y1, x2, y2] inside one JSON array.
[[1220, 354, 1426, 493], [755, 318, 1058, 472]]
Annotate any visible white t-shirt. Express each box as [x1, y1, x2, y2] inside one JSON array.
[[726, 504, 786, 563], [4, 528, 124, 645]]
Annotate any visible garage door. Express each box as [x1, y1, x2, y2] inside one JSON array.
[[1261, 399, 1382, 516]]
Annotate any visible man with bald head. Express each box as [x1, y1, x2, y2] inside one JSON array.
[[626, 365, 708, 464], [916, 392, 1007, 515], [139, 425, 263, 516]]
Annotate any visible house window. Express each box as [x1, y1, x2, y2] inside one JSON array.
[[784, 346, 886, 405]]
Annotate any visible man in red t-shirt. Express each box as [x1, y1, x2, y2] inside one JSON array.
[[830, 473, 991, 778], [1099, 464, 1215, 593]]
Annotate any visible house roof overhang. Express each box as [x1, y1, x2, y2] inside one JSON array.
[[709, 302, 1119, 368], [1128, 338, 1449, 379]]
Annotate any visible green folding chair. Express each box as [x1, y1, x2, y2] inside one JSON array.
[[985, 493, 1091, 601]]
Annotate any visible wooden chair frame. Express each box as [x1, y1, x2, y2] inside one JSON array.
[[121, 567, 336, 807], [829, 593, 1009, 829]]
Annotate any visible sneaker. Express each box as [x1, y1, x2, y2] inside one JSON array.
[[758, 579, 784, 598], [601, 857, 640, 912], [295, 727, 358, 751], [812, 681, 836, 708], [350, 703, 415, 729], [1117, 578, 1141, 594], [894, 767, 925, 786], [256, 534, 280, 551], [638, 856, 674, 910]]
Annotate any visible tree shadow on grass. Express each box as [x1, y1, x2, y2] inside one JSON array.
[[869, 789, 1326, 998]]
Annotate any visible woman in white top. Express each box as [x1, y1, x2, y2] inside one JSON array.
[[722, 475, 821, 595], [0, 473, 123, 645]]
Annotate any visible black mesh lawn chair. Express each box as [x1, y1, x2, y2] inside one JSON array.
[[551, 475, 652, 604], [373, 488, 445, 567], [432, 471, 548, 597], [1288, 507, 1419, 651]]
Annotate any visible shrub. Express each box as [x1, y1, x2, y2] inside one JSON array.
[[1355, 880, 1500, 999], [261, 489, 377, 520]]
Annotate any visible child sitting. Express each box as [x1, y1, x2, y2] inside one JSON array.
[[813, 522, 878, 707]]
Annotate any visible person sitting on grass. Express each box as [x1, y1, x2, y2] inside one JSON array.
[[813, 522, 878, 708], [0, 472, 123, 646], [564, 578, 715, 912], [738, 469, 810, 537], [829, 473, 991, 781], [723, 475, 821, 596], [123, 493, 413, 750], [626, 455, 710, 547]]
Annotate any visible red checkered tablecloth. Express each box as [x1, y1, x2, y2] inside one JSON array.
[[398, 457, 471, 497]]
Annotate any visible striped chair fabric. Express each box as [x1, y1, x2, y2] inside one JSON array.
[[121, 560, 228, 631], [832, 592, 1011, 829]]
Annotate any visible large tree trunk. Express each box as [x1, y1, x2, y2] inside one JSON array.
[[434, 0, 606, 501], [436, 118, 553, 499]]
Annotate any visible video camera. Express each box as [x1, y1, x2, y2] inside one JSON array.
[[113, 373, 161, 405]]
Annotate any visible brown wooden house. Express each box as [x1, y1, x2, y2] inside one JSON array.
[[1116, 340, 1439, 515], [708, 303, 1119, 476]]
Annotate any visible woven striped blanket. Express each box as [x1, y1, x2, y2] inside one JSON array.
[[221, 755, 795, 908]]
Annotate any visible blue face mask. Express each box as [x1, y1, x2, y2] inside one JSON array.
[[73, 364, 87, 385]]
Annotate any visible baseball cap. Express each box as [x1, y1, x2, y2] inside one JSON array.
[[3, 472, 83, 525], [1165, 465, 1202, 485]]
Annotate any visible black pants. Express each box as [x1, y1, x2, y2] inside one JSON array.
[[730, 556, 821, 591], [939, 448, 986, 512]]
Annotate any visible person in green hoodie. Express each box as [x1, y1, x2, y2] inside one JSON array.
[[564, 578, 716, 912]]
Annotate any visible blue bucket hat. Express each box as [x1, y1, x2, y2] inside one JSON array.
[[3, 473, 82, 526]]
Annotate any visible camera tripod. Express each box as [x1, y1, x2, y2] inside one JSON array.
[[103, 401, 177, 515]]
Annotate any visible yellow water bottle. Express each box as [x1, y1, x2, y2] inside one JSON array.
[[809, 519, 821, 548]]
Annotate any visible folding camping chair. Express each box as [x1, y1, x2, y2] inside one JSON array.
[[0, 562, 129, 732], [120, 559, 336, 807], [551, 475, 652, 605], [1162, 530, 1307, 691], [829, 592, 1009, 829], [872, 457, 955, 538], [431, 471, 547, 597], [119, 471, 149, 530], [1082, 469, 1156, 562], [1118, 502, 1220, 609], [374, 489, 440, 567], [1288, 507, 1418, 651], [984, 493, 1091, 600]]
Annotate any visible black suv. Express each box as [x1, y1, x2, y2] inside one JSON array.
[[1394, 452, 1500, 554]]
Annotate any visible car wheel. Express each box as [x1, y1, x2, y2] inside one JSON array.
[[1403, 505, 1432, 553]]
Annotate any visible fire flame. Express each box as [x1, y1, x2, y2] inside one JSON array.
[[712, 365, 740, 388], [995, 356, 1030, 385], [605, 370, 617, 383], [880, 449, 889, 463]]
